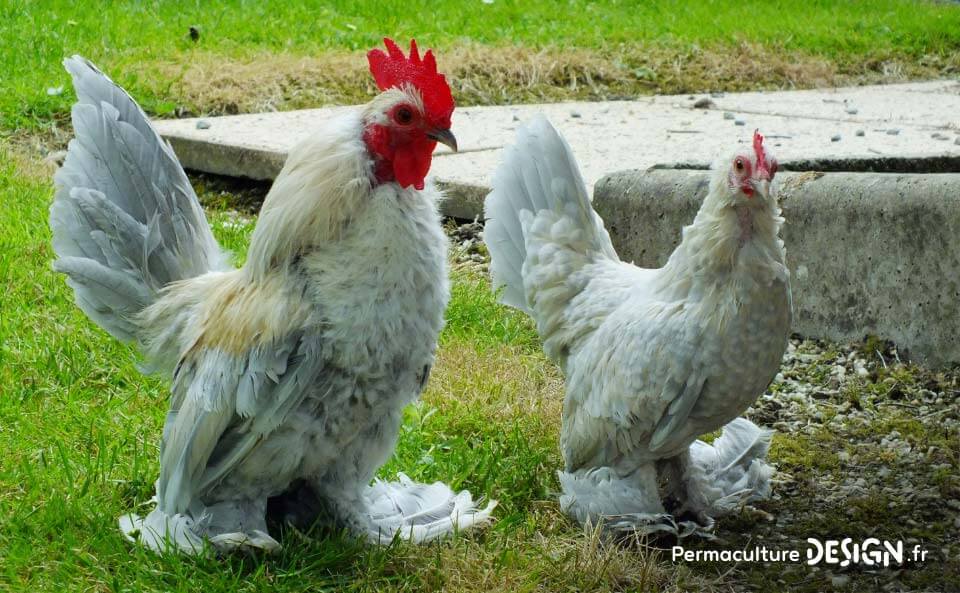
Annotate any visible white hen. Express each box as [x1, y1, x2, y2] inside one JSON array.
[[484, 116, 790, 535], [50, 40, 494, 555]]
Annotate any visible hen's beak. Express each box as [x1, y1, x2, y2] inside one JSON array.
[[427, 128, 458, 152], [750, 178, 771, 199]]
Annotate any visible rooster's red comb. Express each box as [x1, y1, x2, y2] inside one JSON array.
[[753, 129, 768, 172], [367, 38, 454, 124]]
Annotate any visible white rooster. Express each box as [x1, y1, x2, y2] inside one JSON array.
[[50, 39, 494, 554], [484, 117, 790, 535]]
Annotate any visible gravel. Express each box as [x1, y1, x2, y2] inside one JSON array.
[[446, 219, 488, 273], [731, 337, 959, 591]]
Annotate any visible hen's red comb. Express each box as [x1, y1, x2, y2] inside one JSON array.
[[753, 129, 768, 172], [367, 38, 454, 125]]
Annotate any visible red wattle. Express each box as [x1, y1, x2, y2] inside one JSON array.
[[365, 124, 437, 190]]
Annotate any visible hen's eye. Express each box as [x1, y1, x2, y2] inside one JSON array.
[[394, 106, 413, 125], [735, 157, 745, 172]]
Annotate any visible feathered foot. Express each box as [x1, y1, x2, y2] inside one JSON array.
[[120, 498, 281, 555], [201, 498, 281, 554], [119, 508, 205, 555], [558, 466, 696, 536], [270, 474, 496, 544], [363, 473, 497, 543], [674, 417, 775, 521]]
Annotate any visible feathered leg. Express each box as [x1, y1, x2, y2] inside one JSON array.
[[200, 497, 280, 553], [558, 465, 680, 535], [670, 418, 775, 521], [119, 493, 279, 554], [299, 415, 495, 543]]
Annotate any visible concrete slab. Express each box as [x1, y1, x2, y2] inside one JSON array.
[[154, 81, 960, 218], [651, 81, 960, 128]]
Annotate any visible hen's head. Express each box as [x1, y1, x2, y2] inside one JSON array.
[[719, 130, 778, 203], [362, 38, 456, 190]]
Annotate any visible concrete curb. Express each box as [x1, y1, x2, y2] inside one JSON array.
[[593, 170, 960, 368]]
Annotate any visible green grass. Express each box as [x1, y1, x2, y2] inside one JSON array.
[[3, 0, 960, 132]]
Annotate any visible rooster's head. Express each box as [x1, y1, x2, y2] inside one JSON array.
[[363, 38, 456, 190]]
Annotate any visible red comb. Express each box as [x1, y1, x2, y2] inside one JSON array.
[[367, 38, 454, 125], [753, 129, 767, 172]]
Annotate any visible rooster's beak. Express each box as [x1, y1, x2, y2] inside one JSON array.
[[427, 128, 458, 152]]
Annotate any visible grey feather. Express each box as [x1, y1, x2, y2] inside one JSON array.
[[50, 56, 227, 344]]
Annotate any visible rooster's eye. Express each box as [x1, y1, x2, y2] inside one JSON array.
[[735, 158, 745, 172], [394, 106, 414, 125]]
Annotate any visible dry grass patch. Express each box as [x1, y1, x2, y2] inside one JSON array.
[[145, 43, 960, 120], [353, 512, 711, 593], [425, 339, 564, 426]]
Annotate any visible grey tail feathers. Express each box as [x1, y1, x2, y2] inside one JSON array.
[[50, 56, 228, 343], [483, 115, 617, 313]]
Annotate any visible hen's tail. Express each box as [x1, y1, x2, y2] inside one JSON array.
[[364, 473, 497, 543], [50, 56, 228, 343], [484, 116, 618, 359]]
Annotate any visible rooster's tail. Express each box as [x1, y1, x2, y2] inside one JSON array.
[[50, 56, 228, 344]]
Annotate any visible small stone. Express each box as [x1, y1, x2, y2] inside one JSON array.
[[693, 97, 715, 109], [512, 114, 520, 122], [845, 108, 858, 115], [831, 574, 851, 588], [196, 120, 211, 130], [947, 499, 960, 511], [856, 129, 865, 137], [734, 119, 746, 126], [955, 137, 960, 145], [46, 86, 64, 96], [831, 134, 841, 142], [886, 128, 900, 136], [711, 91, 725, 98], [723, 112, 735, 120], [570, 111, 582, 119], [954, 516, 960, 529], [932, 132, 948, 140]]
